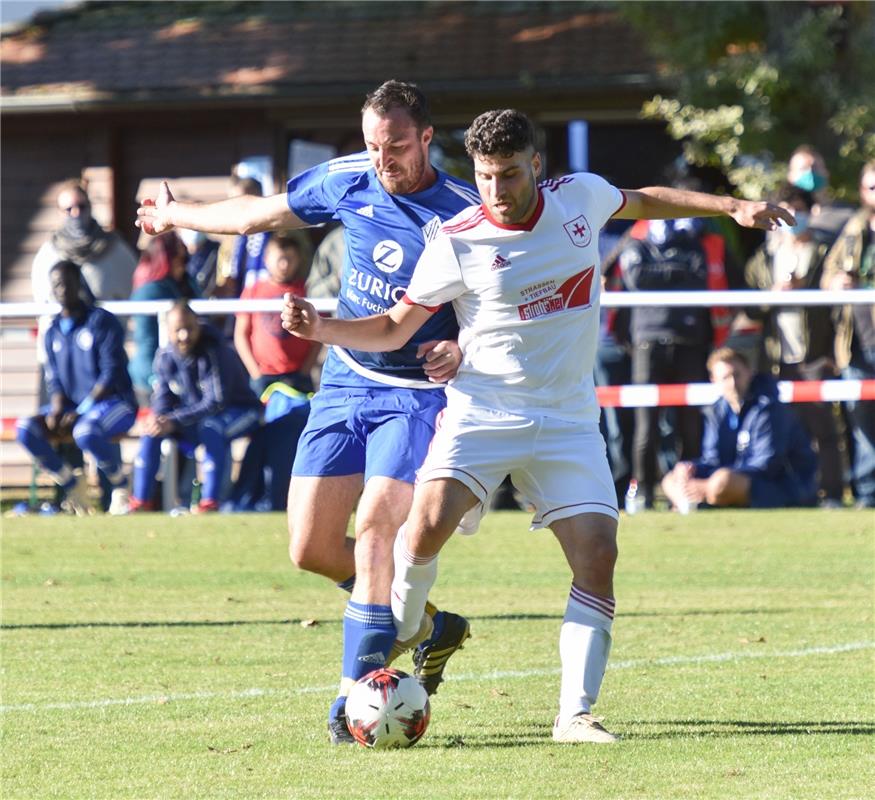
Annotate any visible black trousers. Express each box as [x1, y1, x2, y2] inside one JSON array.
[[631, 340, 708, 504]]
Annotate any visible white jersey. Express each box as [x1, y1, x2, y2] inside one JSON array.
[[404, 173, 625, 423]]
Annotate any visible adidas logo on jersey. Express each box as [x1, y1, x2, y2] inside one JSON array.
[[356, 205, 375, 218], [357, 651, 387, 665], [491, 254, 512, 271]]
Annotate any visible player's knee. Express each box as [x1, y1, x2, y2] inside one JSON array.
[[705, 469, 733, 505], [287, 525, 322, 573]]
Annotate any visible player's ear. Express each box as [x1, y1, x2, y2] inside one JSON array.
[[421, 126, 434, 147], [532, 151, 543, 179]]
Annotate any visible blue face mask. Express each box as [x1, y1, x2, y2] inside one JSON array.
[[792, 169, 827, 193], [787, 211, 810, 236]]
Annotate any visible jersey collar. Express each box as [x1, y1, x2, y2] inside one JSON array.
[[481, 188, 544, 231]]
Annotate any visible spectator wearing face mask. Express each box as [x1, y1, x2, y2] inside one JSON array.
[[786, 145, 853, 241], [744, 183, 844, 507]]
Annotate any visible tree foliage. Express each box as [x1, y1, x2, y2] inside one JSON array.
[[620, 1, 875, 199]]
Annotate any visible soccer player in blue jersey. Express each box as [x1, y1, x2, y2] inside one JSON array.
[[136, 80, 478, 743], [17, 260, 137, 515]]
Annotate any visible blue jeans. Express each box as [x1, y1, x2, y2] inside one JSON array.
[[843, 349, 875, 506]]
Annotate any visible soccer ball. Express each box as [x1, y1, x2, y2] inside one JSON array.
[[345, 667, 431, 749]]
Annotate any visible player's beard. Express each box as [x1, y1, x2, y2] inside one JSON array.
[[378, 149, 428, 196]]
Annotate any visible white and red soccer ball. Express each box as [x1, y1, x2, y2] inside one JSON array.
[[345, 667, 431, 749]]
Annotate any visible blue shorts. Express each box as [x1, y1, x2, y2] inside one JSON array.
[[292, 386, 446, 483], [749, 474, 817, 509]]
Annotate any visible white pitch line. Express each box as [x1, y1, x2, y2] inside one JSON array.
[[2, 641, 871, 714]]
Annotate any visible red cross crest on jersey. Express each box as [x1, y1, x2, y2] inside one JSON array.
[[563, 215, 592, 248]]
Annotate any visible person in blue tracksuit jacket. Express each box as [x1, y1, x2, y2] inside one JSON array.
[[662, 346, 818, 510], [17, 260, 137, 515], [128, 301, 262, 513]]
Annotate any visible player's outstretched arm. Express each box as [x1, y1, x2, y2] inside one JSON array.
[[136, 180, 307, 236], [281, 295, 432, 353], [617, 186, 795, 231]]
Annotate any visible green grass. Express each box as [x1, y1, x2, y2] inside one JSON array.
[[1, 510, 873, 800]]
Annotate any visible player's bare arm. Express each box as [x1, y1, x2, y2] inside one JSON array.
[[136, 180, 306, 236], [282, 294, 432, 353], [617, 186, 796, 231]]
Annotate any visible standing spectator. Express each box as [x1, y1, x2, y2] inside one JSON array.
[[128, 232, 200, 405], [821, 160, 875, 509], [225, 176, 271, 296], [178, 228, 220, 297], [234, 233, 320, 395], [744, 183, 843, 506], [16, 261, 136, 515], [618, 216, 713, 507], [786, 145, 853, 240], [662, 347, 818, 510], [306, 225, 345, 300], [127, 302, 262, 513]]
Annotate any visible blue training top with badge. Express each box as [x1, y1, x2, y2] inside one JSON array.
[[286, 151, 480, 389]]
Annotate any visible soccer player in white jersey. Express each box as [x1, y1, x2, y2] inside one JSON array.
[[284, 108, 794, 743], [136, 81, 480, 744]]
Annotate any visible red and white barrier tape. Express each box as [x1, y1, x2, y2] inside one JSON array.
[[596, 379, 875, 408]]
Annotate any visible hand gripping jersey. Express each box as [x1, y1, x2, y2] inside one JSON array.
[[286, 152, 480, 388], [404, 173, 626, 423]]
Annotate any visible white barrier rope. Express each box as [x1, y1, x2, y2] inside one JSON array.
[[1, 289, 874, 319]]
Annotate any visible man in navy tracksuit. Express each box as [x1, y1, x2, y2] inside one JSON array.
[[17, 260, 137, 515], [128, 301, 262, 512], [662, 346, 818, 510]]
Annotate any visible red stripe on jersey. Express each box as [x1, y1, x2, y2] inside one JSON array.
[[443, 208, 486, 233], [611, 190, 627, 218], [482, 190, 545, 231], [401, 293, 441, 313]]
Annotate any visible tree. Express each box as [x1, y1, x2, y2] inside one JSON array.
[[620, 1, 875, 199]]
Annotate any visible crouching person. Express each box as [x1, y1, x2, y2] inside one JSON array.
[[662, 347, 818, 511], [128, 301, 262, 513], [17, 260, 136, 515]]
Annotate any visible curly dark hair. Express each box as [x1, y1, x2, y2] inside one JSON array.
[[464, 109, 535, 158], [773, 182, 815, 211], [361, 80, 431, 131]]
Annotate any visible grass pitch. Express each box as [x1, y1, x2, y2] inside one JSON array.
[[1, 509, 873, 799]]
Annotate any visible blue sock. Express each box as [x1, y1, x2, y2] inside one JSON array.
[[336, 575, 356, 593], [341, 601, 395, 684]]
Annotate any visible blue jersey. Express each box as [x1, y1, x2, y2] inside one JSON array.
[[44, 305, 135, 407], [286, 152, 479, 388]]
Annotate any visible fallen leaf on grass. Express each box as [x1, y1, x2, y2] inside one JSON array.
[[300, 619, 319, 628], [208, 743, 253, 755]]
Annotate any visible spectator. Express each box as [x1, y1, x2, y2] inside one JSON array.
[[234, 233, 319, 395], [224, 176, 271, 297], [821, 159, 875, 509], [786, 145, 853, 240], [661, 347, 818, 510], [305, 224, 345, 300], [618, 216, 713, 507], [178, 227, 220, 297], [16, 261, 137, 515], [128, 232, 200, 405], [127, 301, 262, 513], [744, 183, 844, 506]]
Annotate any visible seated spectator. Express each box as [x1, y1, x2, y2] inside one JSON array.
[[821, 159, 875, 509], [16, 261, 137, 515], [744, 183, 843, 506], [127, 301, 262, 513], [661, 347, 818, 511], [178, 227, 220, 297], [234, 233, 320, 395], [128, 232, 199, 405]]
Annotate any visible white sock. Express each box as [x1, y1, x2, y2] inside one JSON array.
[[391, 526, 438, 642], [558, 584, 615, 720]]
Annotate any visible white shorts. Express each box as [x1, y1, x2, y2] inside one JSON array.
[[416, 405, 619, 534]]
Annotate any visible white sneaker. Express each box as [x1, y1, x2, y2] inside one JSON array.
[[62, 473, 95, 517], [108, 487, 130, 516], [386, 613, 434, 665], [552, 713, 618, 744]]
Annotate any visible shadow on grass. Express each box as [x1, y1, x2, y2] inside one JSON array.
[[621, 719, 875, 739], [2, 606, 796, 631]]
